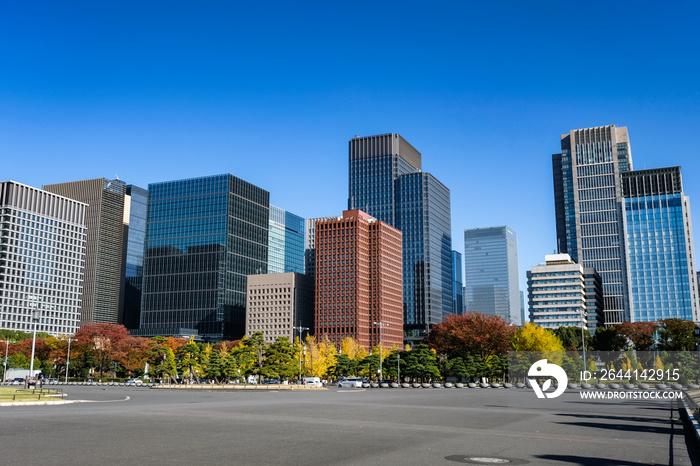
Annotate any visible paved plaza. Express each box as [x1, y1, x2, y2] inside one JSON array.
[[1, 386, 697, 465]]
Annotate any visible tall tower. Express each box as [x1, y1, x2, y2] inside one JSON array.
[[123, 184, 148, 330], [314, 210, 403, 350], [621, 167, 700, 322], [138, 174, 269, 341], [348, 134, 452, 343], [552, 125, 632, 324], [43, 178, 127, 325], [464, 226, 520, 325], [0, 181, 87, 336], [268, 205, 305, 274]]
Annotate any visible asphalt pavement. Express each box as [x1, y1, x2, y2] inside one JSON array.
[[1, 385, 697, 465]]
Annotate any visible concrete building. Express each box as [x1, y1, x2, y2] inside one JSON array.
[[552, 125, 632, 324], [464, 226, 521, 325], [43, 178, 127, 325], [304, 216, 337, 279], [0, 181, 87, 335], [621, 167, 700, 322], [138, 174, 269, 341], [314, 210, 403, 350], [268, 206, 305, 275], [245, 272, 314, 343], [528, 254, 589, 329], [348, 134, 452, 343]]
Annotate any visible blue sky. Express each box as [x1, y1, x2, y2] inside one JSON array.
[[2, 1, 699, 290]]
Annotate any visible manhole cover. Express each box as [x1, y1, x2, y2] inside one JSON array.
[[445, 455, 530, 465]]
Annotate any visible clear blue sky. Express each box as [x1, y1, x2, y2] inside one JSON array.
[[2, 1, 699, 291]]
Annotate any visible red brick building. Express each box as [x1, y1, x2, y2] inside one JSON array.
[[314, 210, 403, 350]]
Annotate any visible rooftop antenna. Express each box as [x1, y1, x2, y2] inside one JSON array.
[[115, 173, 120, 180]]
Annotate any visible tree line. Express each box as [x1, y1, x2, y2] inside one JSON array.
[[1, 314, 698, 383]]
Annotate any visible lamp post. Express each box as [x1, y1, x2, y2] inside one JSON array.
[[397, 353, 400, 384], [293, 326, 308, 382], [65, 337, 77, 383], [29, 306, 42, 377], [3, 339, 14, 384], [580, 310, 586, 371], [373, 322, 389, 381]]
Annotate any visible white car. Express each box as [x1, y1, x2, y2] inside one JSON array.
[[337, 378, 363, 388]]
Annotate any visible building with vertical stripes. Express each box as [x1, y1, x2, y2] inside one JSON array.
[[0, 181, 87, 336], [43, 178, 127, 325], [314, 210, 403, 350]]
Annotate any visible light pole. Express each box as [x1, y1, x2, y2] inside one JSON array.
[[293, 326, 308, 382], [65, 337, 77, 383], [397, 353, 400, 384], [580, 310, 586, 371], [373, 322, 389, 381], [29, 306, 42, 378], [3, 339, 14, 384]]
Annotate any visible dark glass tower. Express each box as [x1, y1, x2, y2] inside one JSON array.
[[139, 174, 269, 341], [552, 125, 632, 324], [451, 250, 463, 317], [348, 134, 452, 343], [123, 184, 148, 330]]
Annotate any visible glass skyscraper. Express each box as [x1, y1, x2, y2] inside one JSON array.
[[451, 250, 463, 317], [552, 125, 632, 324], [621, 167, 699, 322], [139, 174, 269, 341], [123, 184, 148, 330], [268, 205, 305, 274], [348, 134, 452, 343], [464, 226, 520, 325]]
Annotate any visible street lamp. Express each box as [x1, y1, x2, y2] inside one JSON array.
[[397, 353, 400, 384], [65, 337, 77, 383], [293, 326, 308, 382], [29, 306, 42, 378], [580, 310, 586, 371], [3, 339, 14, 384], [373, 322, 389, 381]]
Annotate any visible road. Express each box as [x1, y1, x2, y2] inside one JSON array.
[[1, 385, 696, 465]]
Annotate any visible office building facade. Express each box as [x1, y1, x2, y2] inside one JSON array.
[[621, 167, 700, 322], [304, 216, 337, 279], [552, 125, 632, 324], [268, 205, 305, 275], [246, 272, 314, 343], [0, 181, 87, 335], [43, 178, 127, 325], [464, 226, 521, 325], [452, 250, 463, 317], [528, 254, 589, 329], [139, 174, 269, 341], [348, 134, 452, 342], [314, 210, 403, 350], [123, 185, 148, 330]]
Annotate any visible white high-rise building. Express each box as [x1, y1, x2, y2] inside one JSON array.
[[0, 181, 87, 335]]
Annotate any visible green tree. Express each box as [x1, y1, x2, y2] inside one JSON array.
[[206, 349, 224, 383], [658, 318, 696, 351], [260, 337, 297, 380], [553, 326, 591, 352], [402, 344, 440, 382], [233, 332, 266, 382], [332, 354, 358, 378]]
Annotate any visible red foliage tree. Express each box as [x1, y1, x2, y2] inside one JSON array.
[[617, 321, 658, 351], [74, 323, 130, 378], [427, 312, 516, 359]]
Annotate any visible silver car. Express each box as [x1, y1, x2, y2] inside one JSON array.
[[337, 378, 363, 388]]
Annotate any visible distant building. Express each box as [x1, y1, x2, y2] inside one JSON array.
[[621, 167, 700, 322], [122, 184, 148, 330], [246, 272, 314, 343], [528, 254, 602, 330], [552, 125, 632, 324], [583, 267, 604, 331], [43, 178, 127, 325], [268, 206, 305, 275], [314, 210, 403, 350], [304, 216, 337, 279], [348, 133, 452, 343], [520, 291, 526, 325], [0, 181, 87, 335], [451, 251, 463, 317], [464, 226, 520, 325], [138, 174, 269, 341]]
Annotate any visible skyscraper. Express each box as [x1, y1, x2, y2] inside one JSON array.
[[123, 184, 148, 330], [552, 125, 632, 324], [138, 174, 269, 341], [0, 181, 87, 336], [314, 210, 403, 350], [348, 134, 452, 343], [268, 205, 305, 274], [464, 226, 520, 325], [452, 251, 463, 317], [304, 216, 336, 279], [621, 167, 700, 322], [43, 178, 127, 325]]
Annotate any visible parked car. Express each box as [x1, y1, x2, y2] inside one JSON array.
[[124, 378, 143, 385], [337, 378, 362, 388], [12, 378, 24, 385]]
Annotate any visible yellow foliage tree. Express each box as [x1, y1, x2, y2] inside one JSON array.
[[303, 335, 337, 378], [511, 323, 565, 352], [341, 337, 368, 360]]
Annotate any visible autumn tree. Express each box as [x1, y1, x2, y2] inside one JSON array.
[[511, 323, 565, 352], [341, 337, 368, 360], [617, 321, 658, 351], [304, 336, 337, 378], [74, 323, 129, 378], [427, 312, 515, 360]]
